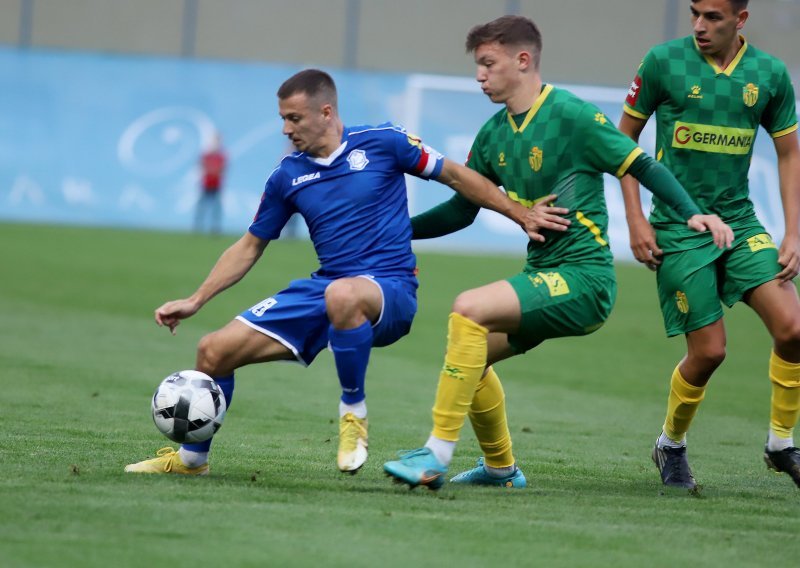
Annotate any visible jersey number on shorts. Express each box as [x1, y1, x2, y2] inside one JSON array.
[[250, 298, 277, 316]]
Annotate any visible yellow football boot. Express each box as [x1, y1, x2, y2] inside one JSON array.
[[124, 447, 209, 475], [337, 413, 368, 473]]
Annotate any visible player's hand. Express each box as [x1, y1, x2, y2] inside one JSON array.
[[524, 194, 570, 243], [628, 214, 662, 271], [777, 233, 800, 282], [687, 214, 734, 251], [154, 298, 201, 335]]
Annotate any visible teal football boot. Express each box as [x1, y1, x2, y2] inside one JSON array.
[[450, 457, 526, 488], [384, 447, 447, 490]]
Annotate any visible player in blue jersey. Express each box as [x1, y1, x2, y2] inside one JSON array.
[[125, 68, 532, 476]]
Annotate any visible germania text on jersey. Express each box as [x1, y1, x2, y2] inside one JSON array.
[[672, 122, 755, 155]]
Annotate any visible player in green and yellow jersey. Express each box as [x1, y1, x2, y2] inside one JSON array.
[[619, 0, 800, 490], [383, 15, 733, 490]]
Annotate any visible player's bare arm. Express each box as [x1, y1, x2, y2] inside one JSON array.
[[155, 232, 270, 334], [523, 194, 570, 243], [618, 113, 662, 270], [774, 131, 800, 282], [437, 158, 530, 233]]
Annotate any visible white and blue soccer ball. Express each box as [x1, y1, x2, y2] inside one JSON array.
[[151, 370, 227, 443]]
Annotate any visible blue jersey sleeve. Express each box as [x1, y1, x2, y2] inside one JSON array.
[[389, 126, 444, 180], [248, 167, 294, 240]]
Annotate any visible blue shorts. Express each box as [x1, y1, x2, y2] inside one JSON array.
[[235, 275, 418, 365]]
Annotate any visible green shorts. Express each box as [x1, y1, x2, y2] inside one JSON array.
[[656, 226, 780, 337], [506, 264, 617, 354]]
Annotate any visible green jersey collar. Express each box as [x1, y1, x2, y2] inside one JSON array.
[[506, 84, 554, 133], [693, 34, 748, 76]]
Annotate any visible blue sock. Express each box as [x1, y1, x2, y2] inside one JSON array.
[[329, 321, 373, 404], [182, 373, 234, 453]]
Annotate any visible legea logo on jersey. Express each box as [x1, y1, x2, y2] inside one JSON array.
[[743, 83, 759, 107], [688, 85, 703, 100], [347, 149, 369, 171], [672, 121, 754, 155], [292, 171, 320, 186]]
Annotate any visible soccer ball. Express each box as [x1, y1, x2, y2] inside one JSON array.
[[151, 370, 227, 443]]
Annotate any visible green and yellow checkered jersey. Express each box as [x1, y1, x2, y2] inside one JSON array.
[[468, 85, 643, 269], [624, 36, 798, 248]]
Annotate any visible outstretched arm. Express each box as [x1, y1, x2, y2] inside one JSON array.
[[774, 131, 800, 282], [155, 232, 270, 334]]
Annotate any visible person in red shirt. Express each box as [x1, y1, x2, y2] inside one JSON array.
[[194, 132, 227, 234]]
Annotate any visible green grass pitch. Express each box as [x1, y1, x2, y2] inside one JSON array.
[[1, 222, 799, 567]]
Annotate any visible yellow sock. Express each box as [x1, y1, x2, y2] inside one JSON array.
[[663, 365, 706, 443], [469, 367, 514, 468], [769, 349, 800, 438], [431, 313, 488, 442]]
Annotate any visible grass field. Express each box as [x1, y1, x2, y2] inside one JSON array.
[[1, 222, 799, 567]]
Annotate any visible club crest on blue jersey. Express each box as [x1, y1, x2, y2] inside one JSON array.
[[347, 149, 369, 171]]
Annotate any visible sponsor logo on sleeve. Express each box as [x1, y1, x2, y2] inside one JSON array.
[[626, 75, 642, 106], [406, 133, 422, 148]]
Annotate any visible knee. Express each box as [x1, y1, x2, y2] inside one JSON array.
[[690, 345, 727, 374], [196, 332, 225, 375], [772, 317, 800, 354], [451, 292, 481, 323], [325, 279, 367, 328], [325, 280, 359, 314]]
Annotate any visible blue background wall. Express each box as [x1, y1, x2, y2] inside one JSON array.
[[1, 47, 796, 260]]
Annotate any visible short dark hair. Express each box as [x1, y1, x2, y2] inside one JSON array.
[[691, 0, 748, 11], [277, 69, 338, 108], [465, 15, 542, 68]]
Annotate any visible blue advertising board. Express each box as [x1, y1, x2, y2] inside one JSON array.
[[1, 48, 796, 261]]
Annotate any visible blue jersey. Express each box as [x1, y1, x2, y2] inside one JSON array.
[[249, 123, 444, 279]]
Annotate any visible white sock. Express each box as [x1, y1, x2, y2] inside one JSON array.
[[484, 463, 516, 478], [339, 400, 367, 419], [424, 435, 455, 466], [767, 429, 794, 452], [658, 431, 685, 449], [179, 447, 208, 468]]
